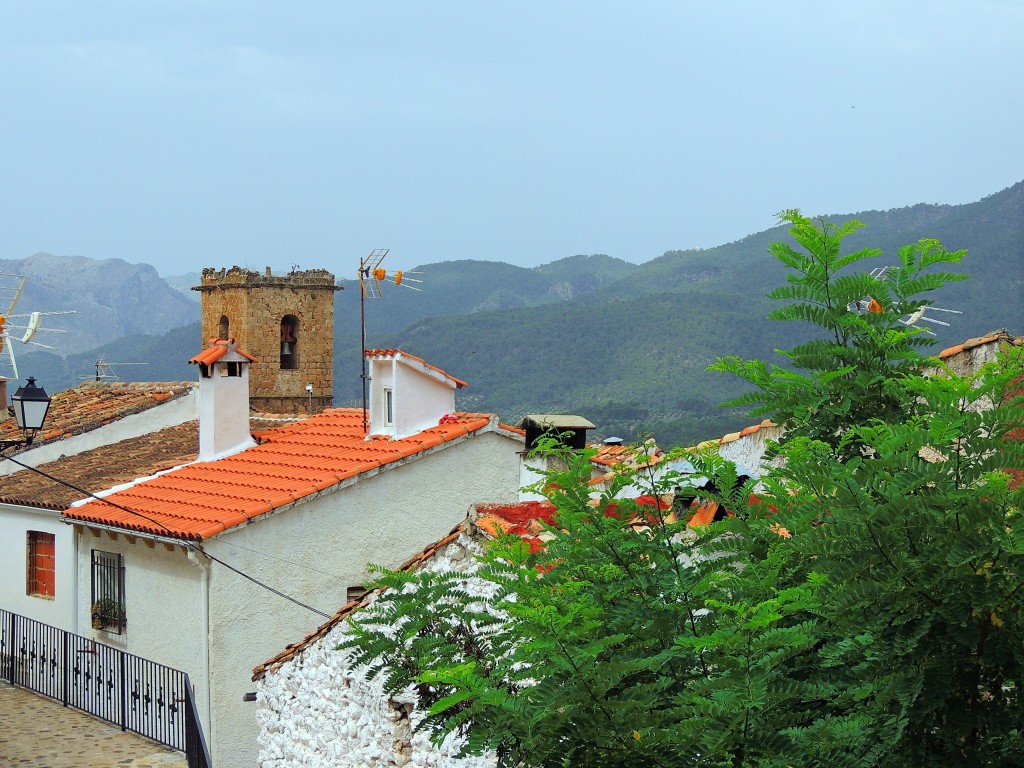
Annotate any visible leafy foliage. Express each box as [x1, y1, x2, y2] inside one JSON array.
[[341, 212, 1024, 766], [710, 210, 967, 459]]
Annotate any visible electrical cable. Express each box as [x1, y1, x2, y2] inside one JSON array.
[[1, 452, 332, 619]]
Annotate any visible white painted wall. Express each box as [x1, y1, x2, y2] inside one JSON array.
[[200, 428, 521, 768], [72, 531, 209, 732], [0, 504, 77, 630], [256, 530, 496, 768], [717, 424, 786, 479], [368, 356, 457, 439], [0, 389, 197, 477], [196, 359, 254, 461]]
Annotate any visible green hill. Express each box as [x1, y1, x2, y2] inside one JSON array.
[[18, 181, 1023, 450]]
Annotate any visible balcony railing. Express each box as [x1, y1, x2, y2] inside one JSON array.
[[1, 609, 211, 768]]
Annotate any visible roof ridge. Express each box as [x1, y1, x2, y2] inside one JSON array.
[[62, 410, 506, 540]]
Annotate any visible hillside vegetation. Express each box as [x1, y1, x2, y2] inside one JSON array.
[[15, 181, 1023, 449]]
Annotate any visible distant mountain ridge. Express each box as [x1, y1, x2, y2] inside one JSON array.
[[0, 253, 198, 358], [15, 180, 1023, 448]]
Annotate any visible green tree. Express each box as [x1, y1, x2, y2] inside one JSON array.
[[342, 212, 1024, 766]]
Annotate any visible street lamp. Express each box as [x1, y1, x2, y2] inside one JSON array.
[[1, 377, 51, 452]]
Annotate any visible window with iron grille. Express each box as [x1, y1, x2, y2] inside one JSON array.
[[91, 550, 126, 634], [26, 531, 56, 598]]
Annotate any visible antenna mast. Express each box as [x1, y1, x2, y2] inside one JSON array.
[[357, 250, 422, 434]]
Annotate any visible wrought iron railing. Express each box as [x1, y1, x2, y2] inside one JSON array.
[[0, 609, 211, 768]]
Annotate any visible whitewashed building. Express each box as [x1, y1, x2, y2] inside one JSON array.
[[0, 380, 196, 631], [55, 343, 525, 768], [251, 502, 559, 768]]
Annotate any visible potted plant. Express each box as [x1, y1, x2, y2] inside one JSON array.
[[91, 598, 126, 631]]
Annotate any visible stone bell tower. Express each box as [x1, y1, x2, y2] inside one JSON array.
[[193, 266, 341, 413]]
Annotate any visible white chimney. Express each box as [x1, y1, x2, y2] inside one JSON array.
[[189, 339, 256, 461]]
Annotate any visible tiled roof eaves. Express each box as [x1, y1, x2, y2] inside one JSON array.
[[214, 419, 496, 538], [67, 412, 498, 541], [938, 329, 1020, 360], [365, 348, 470, 388], [252, 521, 469, 681], [0, 381, 195, 453], [0, 496, 66, 512], [65, 518, 201, 548]]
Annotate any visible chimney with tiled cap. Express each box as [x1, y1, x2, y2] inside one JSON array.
[[189, 338, 257, 461]]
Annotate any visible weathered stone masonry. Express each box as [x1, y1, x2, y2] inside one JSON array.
[[194, 267, 341, 413]]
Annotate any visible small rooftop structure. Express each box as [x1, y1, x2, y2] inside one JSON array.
[[519, 414, 596, 452]]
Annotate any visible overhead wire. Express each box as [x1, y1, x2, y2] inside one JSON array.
[[1, 451, 332, 619]]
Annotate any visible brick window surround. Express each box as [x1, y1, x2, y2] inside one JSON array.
[[27, 531, 56, 598]]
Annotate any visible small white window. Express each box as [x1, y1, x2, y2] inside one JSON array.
[[384, 387, 394, 426]]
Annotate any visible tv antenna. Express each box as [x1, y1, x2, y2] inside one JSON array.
[[0, 273, 76, 380], [848, 266, 962, 334], [357, 250, 423, 433], [85, 354, 149, 382]]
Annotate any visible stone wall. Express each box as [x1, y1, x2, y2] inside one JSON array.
[[194, 267, 340, 413], [255, 531, 496, 768]]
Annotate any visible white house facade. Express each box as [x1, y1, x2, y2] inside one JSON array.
[[59, 342, 525, 768], [0, 381, 197, 634]]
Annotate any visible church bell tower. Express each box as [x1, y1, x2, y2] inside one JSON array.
[[193, 266, 341, 413]]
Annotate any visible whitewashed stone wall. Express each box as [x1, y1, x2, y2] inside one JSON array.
[[256, 531, 497, 768], [718, 422, 786, 479]]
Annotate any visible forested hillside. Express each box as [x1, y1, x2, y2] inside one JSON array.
[[15, 181, 1023, 449], [336, 182, 1024, 446]]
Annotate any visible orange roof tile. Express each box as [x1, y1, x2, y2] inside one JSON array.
[[0, 381, 194, 458], [64, 409, 497, 541], [938, 329, 1020, 360], [364, 348, 469, 388], [189, 338, 256, 365], [0, 416, 292, 511], [590, 442, 664, 470]]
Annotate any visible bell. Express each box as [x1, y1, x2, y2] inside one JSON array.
[[281, 342, 293, 355]]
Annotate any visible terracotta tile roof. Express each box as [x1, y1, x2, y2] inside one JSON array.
[[1, 423, 199, 511], [0, 417, 295, 511], [0, 381, 194, 457], [937, 329, 1021, 360], [64, 409, 498, 541], [364, 348, 469, 388], [189, 337, 257, 366], [590, 442, 664, 468]]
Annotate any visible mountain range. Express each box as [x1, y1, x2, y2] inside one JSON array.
[[10, 180, 1023, 448]]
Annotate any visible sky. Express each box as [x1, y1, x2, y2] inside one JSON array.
[[1, 1, 1021, 278]]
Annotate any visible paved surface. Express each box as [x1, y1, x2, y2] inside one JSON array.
[[0, 680, 187, 767]]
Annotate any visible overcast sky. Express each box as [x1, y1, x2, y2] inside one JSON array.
[[2, 1, 1021, 278]]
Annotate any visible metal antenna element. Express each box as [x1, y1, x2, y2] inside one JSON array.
[[847, 266, 962, 335], [0, 273, 76, 379], [357, 250, 423, 434], [86, 354, 149, 382]]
